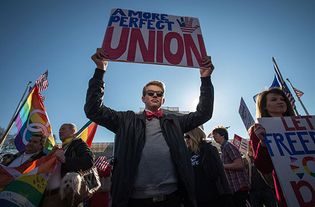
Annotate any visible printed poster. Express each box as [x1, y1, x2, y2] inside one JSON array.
[[258, 116, 315, 207], [102, 8, 207, 68]]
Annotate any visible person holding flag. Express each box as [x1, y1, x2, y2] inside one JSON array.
[[41, 123, 94, 207], [3, 132, 46, 168], [85, 48, 215, 207], [248, 87, 295, 207], [0, 132, 46, 191]]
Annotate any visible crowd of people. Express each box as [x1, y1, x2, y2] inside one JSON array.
[[0, 48, 297, 207]]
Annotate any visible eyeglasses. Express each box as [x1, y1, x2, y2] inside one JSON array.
[[145, 90, 164, 97]]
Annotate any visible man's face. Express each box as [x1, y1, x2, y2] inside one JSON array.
[[25, 136, 43, 154], [59, 124, 75, 141], [212, 132, 224, 145], [142, 85, 165, 111]]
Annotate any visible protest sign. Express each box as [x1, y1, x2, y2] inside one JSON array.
[[102, 8, 207, 68], [239, 97, 255, 131], [258, 115, 315, 207], [232, 134, 249, 155]]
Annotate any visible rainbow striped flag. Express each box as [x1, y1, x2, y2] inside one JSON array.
[[76, 121, 98, 147], [0, 174, 47, 207], [14, 86, 55, 152], [0, 153, 58, 207]]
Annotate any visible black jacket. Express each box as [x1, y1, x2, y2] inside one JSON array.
[[198, 142, 233, 206], [85, 69, 214, 207], [61, 138, 94, 177], [199, 142, 232, 194]]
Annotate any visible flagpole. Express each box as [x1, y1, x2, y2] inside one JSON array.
[[0, 81, 32, 149], [286, 78, 309, 115], [272, 57, 299, 115]]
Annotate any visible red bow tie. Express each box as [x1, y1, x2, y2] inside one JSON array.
[[145, 110, 163, 120]]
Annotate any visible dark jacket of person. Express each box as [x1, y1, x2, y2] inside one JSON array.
[[61, 138, 94, 177], [195, 142, 232, 206], [85, 69, 214, 207], [199, 142, 231, 196]]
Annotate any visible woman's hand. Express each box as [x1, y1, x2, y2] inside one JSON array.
[[252, 123, 266, 147]]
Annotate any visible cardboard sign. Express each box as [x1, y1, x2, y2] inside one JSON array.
[[258, 116, 315, 207], [102, 8, 207, 68], [239, 97, 255, 131]]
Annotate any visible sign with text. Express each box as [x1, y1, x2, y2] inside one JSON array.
[[239, 97, 255, 131], [258, 116, 315, 207], [232, 134, 249, 155], [102, 8, 207, 68]]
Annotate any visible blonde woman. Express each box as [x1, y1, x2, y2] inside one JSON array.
[[185, 127, 232, 207]]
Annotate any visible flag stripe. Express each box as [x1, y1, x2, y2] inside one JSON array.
[[293, 87, 304, 98], [4, 178, 43, 205], [77, 121, 98, 147], [35, 70, 49, 93], [0, 192, 33, 207], [22, 153, 57, 175]]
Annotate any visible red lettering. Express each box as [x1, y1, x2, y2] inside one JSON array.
[[164, 32, 183, 65], [127, 28, 155, 62], [290, 180, 315, 207], [102, 27, 207, 68], [293, 117, 307, 131], [183, 34, 207, 67], [156, 31, 163, 63], [102, 26, 129, 59], [198, 34, 207, 64], [281, 117, 295, 131], [303, 116, 315, 130]]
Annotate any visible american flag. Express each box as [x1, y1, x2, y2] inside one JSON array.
[[272, 57, 296, 109], [35, 70, 49, 93], [94, 156, 112, 177], [176, 17, 200, 33], [293, 87, 304, 98]]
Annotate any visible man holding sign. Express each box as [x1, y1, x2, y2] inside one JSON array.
[[85, 48, 214, 207]]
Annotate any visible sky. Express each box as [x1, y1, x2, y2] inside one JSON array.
[[0, 0, 314, 144]]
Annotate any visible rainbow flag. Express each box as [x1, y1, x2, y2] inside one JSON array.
[[0, 153, 58, 206], [0, 174, 48, 207], [0, 165, 22, 191], [14, 86, 55, 152], [76, 121, 98, 147]]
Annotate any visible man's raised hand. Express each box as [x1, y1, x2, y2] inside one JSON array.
[[200, 56, 215, 77], [91, 48, 109, 71]]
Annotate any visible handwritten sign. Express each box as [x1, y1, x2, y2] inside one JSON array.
[[102, 8, 207, 68], [258, 116, 315, 207]]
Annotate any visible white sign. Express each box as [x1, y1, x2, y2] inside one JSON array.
[[102, 8, 207, 68], [258, 116, 315, 207]]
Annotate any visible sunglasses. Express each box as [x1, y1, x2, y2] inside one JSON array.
[[146, 90, 164, 97]]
